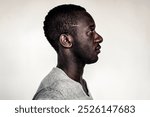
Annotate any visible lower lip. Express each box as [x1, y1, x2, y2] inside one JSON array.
[[96, 49, 100, 54]]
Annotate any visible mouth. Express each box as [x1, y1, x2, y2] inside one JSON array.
[[95, 45, 101, 54]]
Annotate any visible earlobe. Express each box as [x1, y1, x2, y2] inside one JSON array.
[[59, 34, 72, 48]]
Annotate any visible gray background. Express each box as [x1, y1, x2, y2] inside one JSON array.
[[0, 0, 150, 99]]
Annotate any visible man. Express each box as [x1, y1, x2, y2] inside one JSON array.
[[33, 4, 103, 100]]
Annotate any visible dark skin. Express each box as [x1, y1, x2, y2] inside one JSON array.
[[57, 12, 103, 95]]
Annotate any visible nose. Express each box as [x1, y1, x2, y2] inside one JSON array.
[[94, 31, 103, 43]]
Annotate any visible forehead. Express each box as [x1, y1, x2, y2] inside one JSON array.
[[76, 12, 95, 28]]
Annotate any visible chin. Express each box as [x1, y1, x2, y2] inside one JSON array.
[[86, 56, 99, 64]]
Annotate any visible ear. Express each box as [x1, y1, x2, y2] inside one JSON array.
[[59, 34, 73, 48]]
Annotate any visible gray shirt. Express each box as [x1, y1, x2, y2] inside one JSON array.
[[33, 67, 93, 100]]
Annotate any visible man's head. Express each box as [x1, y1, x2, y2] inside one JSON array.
[[43, 4, 86, 52], [44, 4, 103, 64]]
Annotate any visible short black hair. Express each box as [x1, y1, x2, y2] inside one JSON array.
[[43, 4, 86, 52]]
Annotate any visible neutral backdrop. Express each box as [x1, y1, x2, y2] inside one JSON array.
[[0, 0, 150, 99]]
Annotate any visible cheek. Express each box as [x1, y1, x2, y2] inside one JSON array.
[[73, 34, 94, 54], [85, 39, 94, 51]]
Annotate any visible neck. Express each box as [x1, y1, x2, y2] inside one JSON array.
[[57, 51, 85, 83]]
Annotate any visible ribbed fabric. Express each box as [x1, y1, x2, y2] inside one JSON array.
[[33, 67, 93, 100]]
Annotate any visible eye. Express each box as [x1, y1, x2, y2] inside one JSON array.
[[87, 29, 95, 36]]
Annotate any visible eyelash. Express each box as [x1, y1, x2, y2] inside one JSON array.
[[88, 29, 95, 35]]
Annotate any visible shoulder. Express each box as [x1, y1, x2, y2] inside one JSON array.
[[33, 79, 85, 100], [33, 67, 92, 100], [33, 87, 65, 100]]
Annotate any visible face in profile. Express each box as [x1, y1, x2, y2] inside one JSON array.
[[72, 12, 103, 64]]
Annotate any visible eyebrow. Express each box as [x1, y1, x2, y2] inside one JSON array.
[[86, 24, 95, 31], [88, 24, 95, 29]]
